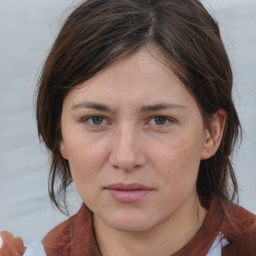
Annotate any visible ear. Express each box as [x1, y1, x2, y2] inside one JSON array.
[[60, 142, 69, 159], [201, 109, 227, 160]]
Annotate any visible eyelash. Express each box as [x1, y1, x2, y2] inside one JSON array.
[[147, 115, 175, 127], [81, 115, 176, 128], [82, 115, 109, 127]]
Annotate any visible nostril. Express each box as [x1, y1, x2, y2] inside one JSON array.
[[113, 164, 119, 169], [108, 142, 146, 171]]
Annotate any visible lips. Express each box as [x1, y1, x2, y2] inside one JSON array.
[[106, 183, 152, 190], [105, 183, 153, 203]]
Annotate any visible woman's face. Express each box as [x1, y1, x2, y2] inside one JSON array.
[[60, 47, 212, 232]]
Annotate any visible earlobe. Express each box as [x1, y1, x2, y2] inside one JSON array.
[[201, 109, 227, 160], [60, 142, 68, 159]]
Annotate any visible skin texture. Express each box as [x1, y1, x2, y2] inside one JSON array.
[[60, 47, 226, 256]]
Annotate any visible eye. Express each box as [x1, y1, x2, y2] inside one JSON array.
[[152, 116, 168, 125], [83, 115, 108, 126], [148, 116, 174, 126], [90, 116, 104, 125]]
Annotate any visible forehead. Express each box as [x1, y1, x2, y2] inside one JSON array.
[[63, 47, 198, 112]]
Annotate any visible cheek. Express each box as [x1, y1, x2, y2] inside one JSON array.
[[70, 155, 102, 181], [64, 135, 110, 183], [154, 136, 203, 190], [157, 136, 202, 169], [67, 142, 105, 205], [66, 130, 108, 160]]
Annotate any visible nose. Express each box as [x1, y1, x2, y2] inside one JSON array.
[[108, 125, 146, 171]]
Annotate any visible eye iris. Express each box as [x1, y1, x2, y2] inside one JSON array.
[[92, 116, 103, 125], [154, 117, 167, 125]]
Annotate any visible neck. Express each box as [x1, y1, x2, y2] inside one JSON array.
[[94, 195, 207, 256]]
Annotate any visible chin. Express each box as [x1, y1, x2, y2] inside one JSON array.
[[100, 210, 156, 233], [111, 221, 152, 233]]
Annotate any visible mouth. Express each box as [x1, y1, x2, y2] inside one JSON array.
[[105, 183, 153, 203]]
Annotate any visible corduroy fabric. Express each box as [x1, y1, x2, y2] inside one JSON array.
[[42, 205, 101, 256]]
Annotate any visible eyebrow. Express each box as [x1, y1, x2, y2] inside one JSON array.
[[71, 101, 113, 112], [140, 103, 186, 112], [71, 101, 186, 112]]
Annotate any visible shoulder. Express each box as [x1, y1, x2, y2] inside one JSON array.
[[41, 213, 77, 256], [42, 204, 92, 256], [219, 200, 256, 255], [221, 200, 256, 235]]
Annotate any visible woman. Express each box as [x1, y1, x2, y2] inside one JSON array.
[[1, 0, 255, 255]]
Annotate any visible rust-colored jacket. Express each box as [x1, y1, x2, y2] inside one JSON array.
[[42, 199, 256, 256]]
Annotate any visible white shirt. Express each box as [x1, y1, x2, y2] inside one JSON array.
[[23, 243, 47, 256]]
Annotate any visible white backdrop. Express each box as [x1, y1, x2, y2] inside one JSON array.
[[0, 0, 255, 245]]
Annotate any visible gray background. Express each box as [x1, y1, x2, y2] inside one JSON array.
[[0, 0, 255, 244]]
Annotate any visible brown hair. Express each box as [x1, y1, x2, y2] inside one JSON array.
[[36, 0, 241, 214]]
